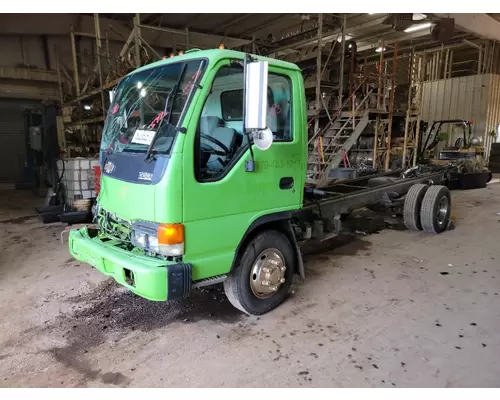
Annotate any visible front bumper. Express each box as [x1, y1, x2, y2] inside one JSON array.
[[68, 227, 191, 301]]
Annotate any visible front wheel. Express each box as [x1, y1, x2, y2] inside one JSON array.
[[224, 230, 296, 315]]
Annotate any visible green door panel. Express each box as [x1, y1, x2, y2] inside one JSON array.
[[181, 57, 306, 279]]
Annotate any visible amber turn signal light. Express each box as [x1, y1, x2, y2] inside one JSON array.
[[157, 223, 184, 245]]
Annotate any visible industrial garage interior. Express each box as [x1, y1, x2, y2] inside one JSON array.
[[1, 12, 500, 388]]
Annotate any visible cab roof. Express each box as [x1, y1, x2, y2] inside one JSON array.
[[131, 48, 301, 76]]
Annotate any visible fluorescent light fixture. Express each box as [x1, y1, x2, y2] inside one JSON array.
[[84, 105, 91, 110], [404, 22, 432, 33], [375, 46, 386, 52]]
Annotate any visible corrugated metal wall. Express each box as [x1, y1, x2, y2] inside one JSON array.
[[484, 74, 500, 159], [420, 74, 500, 158], [421, 74, 490, 142]]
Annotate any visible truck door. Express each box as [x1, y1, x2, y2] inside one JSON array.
[[182, 60, 305, 280]]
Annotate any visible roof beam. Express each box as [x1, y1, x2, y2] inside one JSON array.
[[434, 13, 500, 42], [0, 13, 250, 49], [356, 28, 434, 53], [184, 14, 205, 29], [138, 23, 250, 48], [241, 14, 298, 37], [361, 34, 473, 62], [271, 15, 388, 54], [218, 14, 255, 33], [141, 14, 160, 25], [0, 67, 59, 83]]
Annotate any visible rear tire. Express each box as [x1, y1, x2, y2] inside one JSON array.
[[224, 230, 295, 315], [403, 184, 429, 231], [420, 185, 451, 234]]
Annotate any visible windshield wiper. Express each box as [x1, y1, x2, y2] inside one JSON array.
[[102, 134, 121, 168], [144, 64, 188, 162]]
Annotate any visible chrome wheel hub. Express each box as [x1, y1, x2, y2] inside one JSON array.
[[437, 196, 449, 226], [250, 248, 287, 299]]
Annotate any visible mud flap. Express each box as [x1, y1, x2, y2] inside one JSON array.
[[284, 220, 305, 279], [167, 263, 192, 300]]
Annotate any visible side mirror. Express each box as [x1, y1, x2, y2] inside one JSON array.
[[244, 60, 273, 151], [244, 60, 268, 131]]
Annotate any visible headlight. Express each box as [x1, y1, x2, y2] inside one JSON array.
[[132, 231, 147, 248], [148, 235, 159, 252], [131, 222, 184, 257]]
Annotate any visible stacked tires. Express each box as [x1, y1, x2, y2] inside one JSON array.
[[403, 184, 451, 234], [489, 143, 500, 173]]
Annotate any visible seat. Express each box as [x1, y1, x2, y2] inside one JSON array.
[[199, 116, 239, 170], [200, 116, 220, 135]]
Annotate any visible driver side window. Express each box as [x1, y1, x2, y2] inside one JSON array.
[[194, 65, 293, 182]]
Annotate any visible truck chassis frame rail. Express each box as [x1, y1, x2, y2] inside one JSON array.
[[296, 168, 444, 225]]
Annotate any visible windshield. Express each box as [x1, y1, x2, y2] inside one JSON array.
[[101, 59, 206, 156]]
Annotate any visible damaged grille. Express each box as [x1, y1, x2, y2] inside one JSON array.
[[95, 204, 132, 242]]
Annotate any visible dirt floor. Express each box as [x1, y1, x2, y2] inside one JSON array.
[[1, 181, 500, 388]]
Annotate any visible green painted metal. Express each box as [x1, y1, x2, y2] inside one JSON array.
[[69, 49, 307, 300], [69, 227, 172, 301]]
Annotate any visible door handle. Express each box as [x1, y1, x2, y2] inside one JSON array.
[[279, 177, 294, 190]]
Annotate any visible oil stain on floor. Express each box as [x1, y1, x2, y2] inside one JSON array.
[[19, 279, 245, 386]]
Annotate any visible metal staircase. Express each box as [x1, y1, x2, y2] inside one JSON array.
[[402, 52, 425, 168], [307, 90, 373, 188]]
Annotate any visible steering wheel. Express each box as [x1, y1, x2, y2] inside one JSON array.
[[200, 133, 230, 156]]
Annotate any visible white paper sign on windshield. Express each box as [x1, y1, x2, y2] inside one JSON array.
[[131, 129, 155, 145]]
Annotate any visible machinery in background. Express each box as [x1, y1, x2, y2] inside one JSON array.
[[13, 103, 93, 225], [16, 103, 62, 198], [417, 119, 491, 190], [16, 109, 43, 191], [417, 119, 485, 165]]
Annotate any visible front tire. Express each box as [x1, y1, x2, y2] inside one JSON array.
[[224, 230, 295, 315]]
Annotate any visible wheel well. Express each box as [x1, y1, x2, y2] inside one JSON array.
[[230, 219, 303, 276]]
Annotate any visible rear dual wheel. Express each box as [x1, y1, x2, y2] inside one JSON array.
[[403, 184, 429, 231], [420, 185, 451, 233], [403, 184, 451, 234]]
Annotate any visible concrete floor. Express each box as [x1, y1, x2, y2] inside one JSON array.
[[1, 182, 499, 388]]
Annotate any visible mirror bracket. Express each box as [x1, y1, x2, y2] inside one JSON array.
[[245, 159, 255, 172]]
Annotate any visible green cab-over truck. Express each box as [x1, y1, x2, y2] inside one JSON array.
[[68, 49, 451, 315]]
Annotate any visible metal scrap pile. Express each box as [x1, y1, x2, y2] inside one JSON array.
[[449, 159, 489, 174]]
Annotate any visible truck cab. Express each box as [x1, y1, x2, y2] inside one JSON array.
[[69, 49, 308, 315]]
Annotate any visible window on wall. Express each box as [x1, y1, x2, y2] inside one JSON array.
[[194, 65, 293, 182]]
